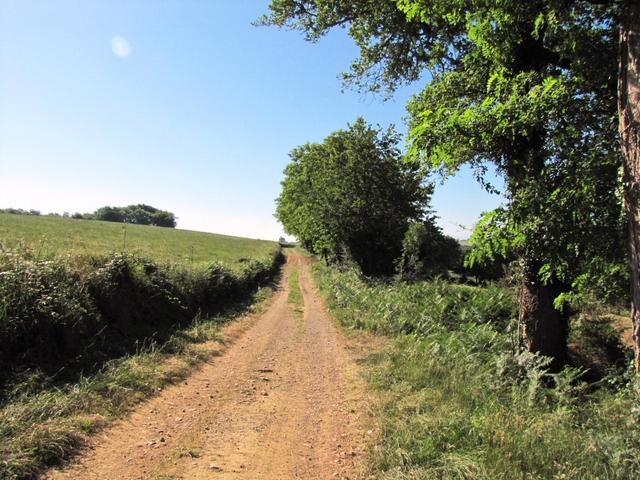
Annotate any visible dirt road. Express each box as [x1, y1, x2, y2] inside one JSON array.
[[45, 252, 371, 480]]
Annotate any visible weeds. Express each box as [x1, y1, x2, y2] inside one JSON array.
[[176, 446, 202, 459], [313, 262, 640, 480]]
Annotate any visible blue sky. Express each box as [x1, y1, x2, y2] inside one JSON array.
[[0, 0, 503, 240]]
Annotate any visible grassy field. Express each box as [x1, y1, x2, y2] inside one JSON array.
[[0, 213, 277, 267]]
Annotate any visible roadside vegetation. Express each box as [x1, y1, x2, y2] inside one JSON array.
[[0, 246, 284, 383], [0, 216, 284, 479], [313, 262, 638, 479], [0, 284, 275, 480]]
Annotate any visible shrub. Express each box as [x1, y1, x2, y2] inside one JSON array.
[[0, 247, 284, 388], [396, 222, 462, 280]]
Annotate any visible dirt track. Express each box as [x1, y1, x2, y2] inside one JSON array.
[[44, 252, 372, 480]]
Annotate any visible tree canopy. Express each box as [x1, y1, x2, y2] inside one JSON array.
[[276, 118, 431, 275], [396, 221, 462, 280], [88, 204, 177, 228]]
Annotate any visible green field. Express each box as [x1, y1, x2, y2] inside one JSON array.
[[0, 213, 277, 267]]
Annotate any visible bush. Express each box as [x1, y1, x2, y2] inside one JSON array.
[[0, 248, 284, 388], [396, 222, 462, 280]]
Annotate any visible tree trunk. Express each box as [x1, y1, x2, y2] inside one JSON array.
[[506, 127, 571, 368], [619, 1, 640, 397], [519, 260, 569, 372]]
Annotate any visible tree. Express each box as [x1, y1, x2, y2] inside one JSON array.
[[402, 0, 636, 382], [276, 118, 431, 275], [93, 206, 126, 223], [618, 1, 640, 395], [262, 0, 625, 371], [151, 210, 177, 228], [397, 221, 461, 280], [258, 0, 432, 97], [403, 1, 626, 370], [0, 208, 41, 216], [91, 205, 177, 227]]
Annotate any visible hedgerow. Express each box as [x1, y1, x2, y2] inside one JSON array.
[[0, 247, 284, 388]]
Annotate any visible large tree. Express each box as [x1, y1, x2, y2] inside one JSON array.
[[262, 0, 626, 371], [400, 0, 624, 369], [276, 118, 430, 275], [619, 1, 640, 394]]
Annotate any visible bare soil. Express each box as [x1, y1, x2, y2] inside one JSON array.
[[43, 252, 375, 480]]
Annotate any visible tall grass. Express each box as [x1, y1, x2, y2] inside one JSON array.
[[313, 262, 640, 480]]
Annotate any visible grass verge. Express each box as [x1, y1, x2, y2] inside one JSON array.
[[312, 262, 640, 480], [288, 266, 303, 317]]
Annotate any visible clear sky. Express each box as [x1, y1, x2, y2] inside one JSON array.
[[0, 0, 504, 240]]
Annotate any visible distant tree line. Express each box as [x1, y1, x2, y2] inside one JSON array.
[[75, 204, 177, 227], [0, 208, 41, 216], [1, 204, 177, 228]]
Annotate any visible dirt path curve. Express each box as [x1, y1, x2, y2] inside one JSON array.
[[44, 252, 371, 480]]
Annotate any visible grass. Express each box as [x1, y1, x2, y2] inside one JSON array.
[[176, 446, 202, 459], [0, 284, 275, 480], [312, 261, 640, 480], [288, 265, 303, 316], [0, 213, 277, 268]]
